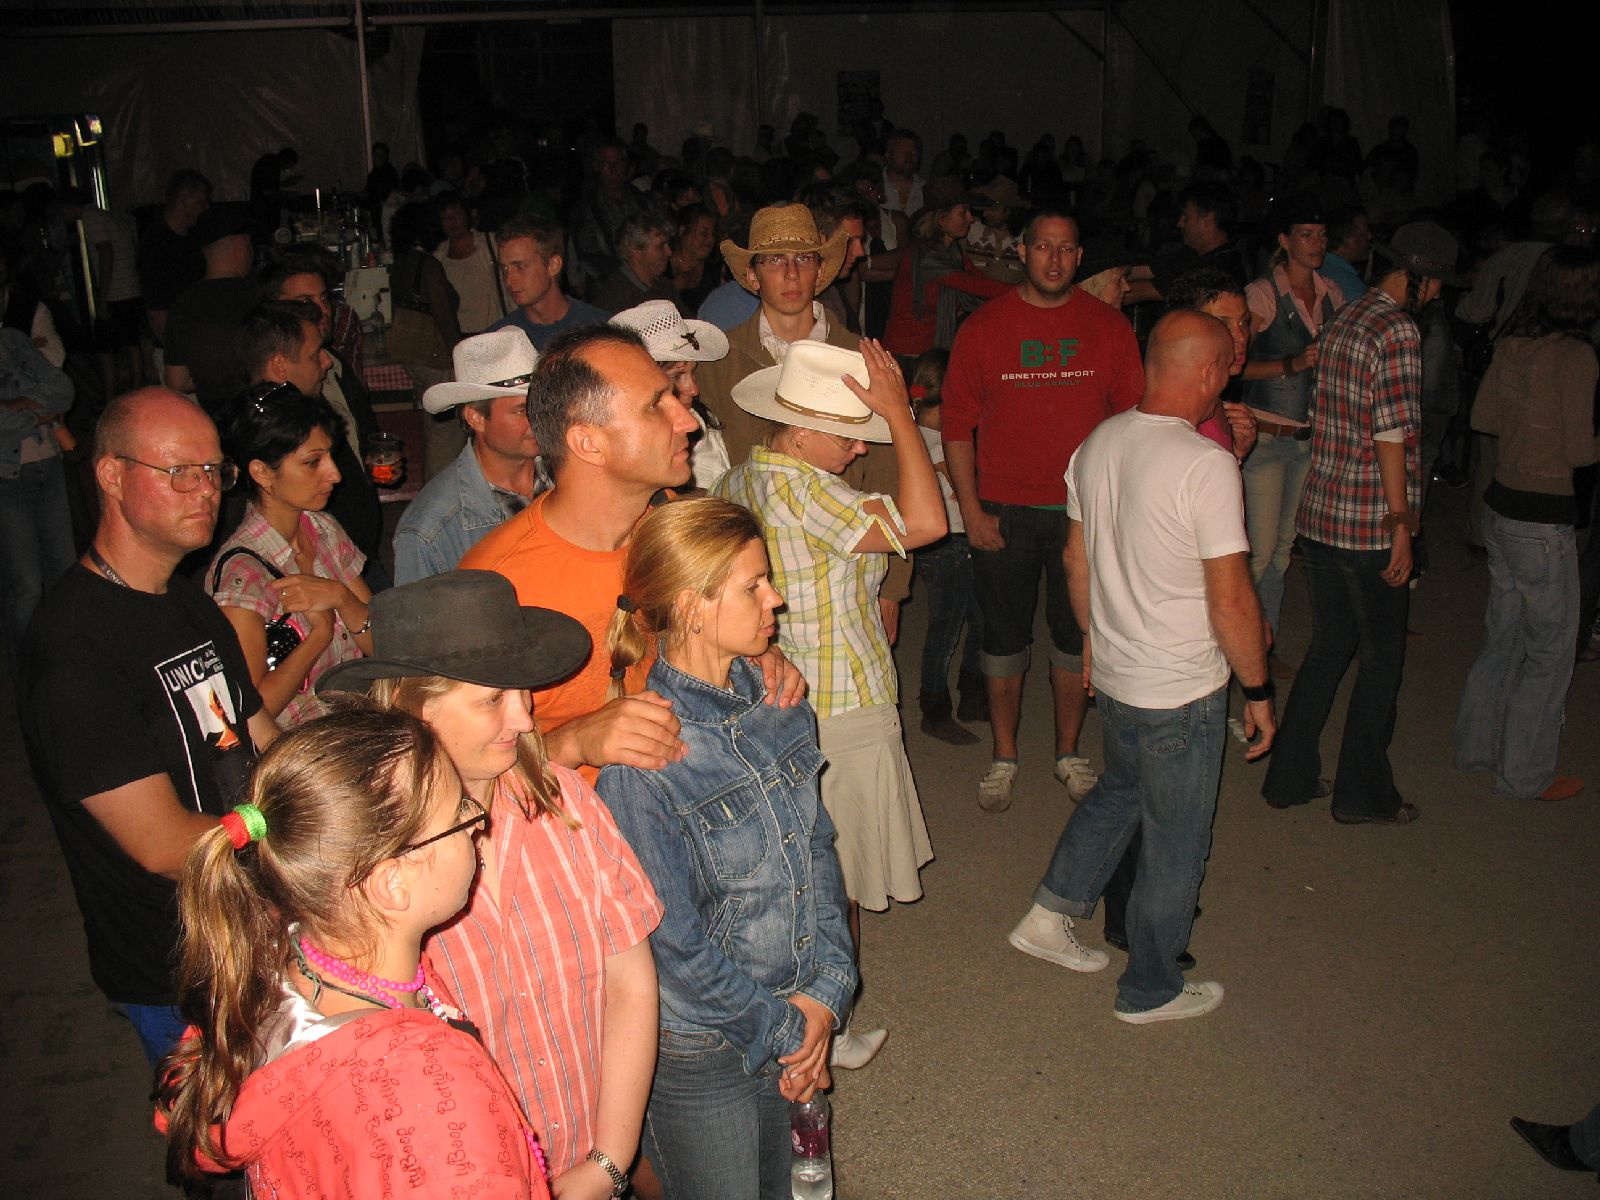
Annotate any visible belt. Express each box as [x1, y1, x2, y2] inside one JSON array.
[[1256, 417, 1312, 441]]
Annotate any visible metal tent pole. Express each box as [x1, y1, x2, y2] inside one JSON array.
[[356, 0, 374, 174]]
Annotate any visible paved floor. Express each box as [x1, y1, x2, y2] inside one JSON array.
[[3, 484, 1597, 1198]]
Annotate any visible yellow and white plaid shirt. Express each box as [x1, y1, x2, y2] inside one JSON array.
[[715, 446, 906, 717]]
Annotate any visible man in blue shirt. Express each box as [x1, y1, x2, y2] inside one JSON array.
[[488, 216, 609, 351], [1321, 205, 1371, 303]]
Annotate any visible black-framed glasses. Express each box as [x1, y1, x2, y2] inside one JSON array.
[[400, 795, 489, 854], [117, 456, 239, 493]]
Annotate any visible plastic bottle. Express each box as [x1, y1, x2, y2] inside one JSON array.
[[790, 1093, 834, 1200]]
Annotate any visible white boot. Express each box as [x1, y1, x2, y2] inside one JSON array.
[[829, 1021, 888, 1069]]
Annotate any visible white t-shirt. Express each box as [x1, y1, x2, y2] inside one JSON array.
[[1065, 409, 1249, 709], [79, 206, 141, 302], [919, 423, 964, 534]]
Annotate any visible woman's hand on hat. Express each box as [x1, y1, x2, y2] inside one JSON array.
[[841, 338, 913, 423]]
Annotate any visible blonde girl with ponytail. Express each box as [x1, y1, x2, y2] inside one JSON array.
[[596, 498, 856, 1200], [156, 708, 551, 1199]]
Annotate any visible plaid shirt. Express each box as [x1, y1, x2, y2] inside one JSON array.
[[714, 446, 906, 718], [422, 767, 663, 1176], [1295, 288, 1423, 551]]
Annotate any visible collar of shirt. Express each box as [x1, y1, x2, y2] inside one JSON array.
[[758, 302, 829, 365]]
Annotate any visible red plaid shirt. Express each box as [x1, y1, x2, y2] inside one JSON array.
[[1295, 288, 1423, 551], [423, 766, 663, 1175]]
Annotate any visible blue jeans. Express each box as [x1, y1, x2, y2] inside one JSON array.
[[642, 1027, 792, 1200], [0, 457, 76, 657], [113, 1002, 188, 1069], [1032, 686, 1226, 1013], [916, 533, 982, 694], [1240, 431, 1311, 634], [1262, 538, 1410, 819], [1453, 511, 1578, 799]]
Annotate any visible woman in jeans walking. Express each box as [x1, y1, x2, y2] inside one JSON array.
[[1454, 246, 1600, 802]]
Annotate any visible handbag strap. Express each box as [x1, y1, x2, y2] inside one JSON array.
[[210, 545, 286, 592]]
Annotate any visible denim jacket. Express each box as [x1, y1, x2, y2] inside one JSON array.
[[0, 328, 73, 480], [598, 655, 856, 1074], [392, 440, 547, 584]]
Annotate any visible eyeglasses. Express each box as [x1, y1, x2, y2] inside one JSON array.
[[754, 252, 822, 274], [117, 456, 239, 493], [400, 795, 489, 854]]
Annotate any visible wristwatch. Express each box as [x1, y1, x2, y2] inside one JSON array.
[[1240, 678, 1274, 703], [586, 1148, 628, 1197]]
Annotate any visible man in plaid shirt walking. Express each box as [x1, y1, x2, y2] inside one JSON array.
[[1261, 222, 1461, 825]]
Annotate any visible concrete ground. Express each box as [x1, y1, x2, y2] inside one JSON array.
[[3, 483, 1597, 1198]]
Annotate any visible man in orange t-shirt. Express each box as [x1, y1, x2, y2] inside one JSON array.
[[462, 324, 805, 777]]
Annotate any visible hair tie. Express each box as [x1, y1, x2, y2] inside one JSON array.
[[909, 384, 928, 400], [616, 594, 636, 613], [220, 803, 268, 850], [609, 665, 627, 681]]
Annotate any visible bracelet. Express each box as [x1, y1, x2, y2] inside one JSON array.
[[586, 1149, 628, 1197], [1240, 678, 1275, 703], [350, 615, 372, 636]]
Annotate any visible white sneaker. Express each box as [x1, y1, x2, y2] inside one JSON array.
[[1114, 981, 1225, 1025], [829, 1025, 888, 1069], [1054, 755, 1098, 802], [1007, 904, 1109, 972], [978, 760, 1019, 812]]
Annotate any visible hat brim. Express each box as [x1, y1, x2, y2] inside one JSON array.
[[909, 190, 993, 230], [731, 364, 892, 443], [421, 381, 527, 414], [661, 319, 730, 362], [316, 606, 592, 694], [721, 226, 849, 295], [1372, 240, 1466, 288]]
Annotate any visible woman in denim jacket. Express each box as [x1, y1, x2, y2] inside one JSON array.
[[597, 498, 856, 1200]]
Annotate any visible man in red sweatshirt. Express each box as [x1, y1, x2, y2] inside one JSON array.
[[942, 208, 1145, 813]]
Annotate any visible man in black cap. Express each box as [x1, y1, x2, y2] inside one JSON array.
[[162, 207, 259, 414]]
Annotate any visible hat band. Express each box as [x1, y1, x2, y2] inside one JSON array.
[[775, 391, 870, 425], [487, 372, 534, 389]]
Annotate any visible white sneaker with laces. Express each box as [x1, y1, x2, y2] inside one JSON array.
[[977, 760, 1019, 812], [1054, 755, 1098, 802], [1114, 981, 1225, 1024], [1007, 903, 1109, 972]]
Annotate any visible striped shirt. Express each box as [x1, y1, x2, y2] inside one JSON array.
[[715, 446, 905, 718], [1295, 288, 1423, 551], [422, 766, 663, 1175]]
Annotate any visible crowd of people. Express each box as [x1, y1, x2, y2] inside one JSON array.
[[7, 102, 1600, 1196]]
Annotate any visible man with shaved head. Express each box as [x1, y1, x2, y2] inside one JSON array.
[[21, 388, 278, 1066], [1006, 311, 1275, 1025]]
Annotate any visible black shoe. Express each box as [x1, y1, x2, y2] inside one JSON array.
[[1509, 1117, 1590, 1172], [956, 669, 990, 723], [1103, 931, 1195, 970], [918, 692, 979, 745], [1332, 802, 1420, 825]]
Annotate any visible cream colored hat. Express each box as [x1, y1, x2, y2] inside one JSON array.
[[421, 328, 538, 413], [731, 341, 891, 443], [721, 203, 849, 294], [609, 299, 729, 363]]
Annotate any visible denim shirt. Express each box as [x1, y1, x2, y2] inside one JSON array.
[[598, 655, 856, 1075], [0, 328, 73, 479], [392, 440, 547, 585]]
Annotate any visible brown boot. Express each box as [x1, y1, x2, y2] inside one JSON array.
[[920, 691, 979, 745]]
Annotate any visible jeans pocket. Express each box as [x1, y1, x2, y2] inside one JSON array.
[[657, 1027, 731, 1062], [693, 784, 771, 880], [1144, 706, 1192, 755]]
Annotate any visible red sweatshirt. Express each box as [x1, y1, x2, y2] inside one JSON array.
[[942, 287, 1144, 506]]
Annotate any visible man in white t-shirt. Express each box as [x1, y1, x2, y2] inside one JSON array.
[[1006, 311, 1276, 1025]]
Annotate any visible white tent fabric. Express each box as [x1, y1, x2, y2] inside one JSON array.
[[0, 26, 426, 208]]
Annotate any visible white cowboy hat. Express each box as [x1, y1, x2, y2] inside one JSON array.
[[421, 328, 539, 414], [609, 299, 729, 363], [731, 341, 891, 443]]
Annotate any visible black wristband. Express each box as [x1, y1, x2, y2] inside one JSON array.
[[1240, 679, 1274, 703]]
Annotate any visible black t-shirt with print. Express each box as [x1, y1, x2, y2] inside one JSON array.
[[21, 566, 262, 1004]]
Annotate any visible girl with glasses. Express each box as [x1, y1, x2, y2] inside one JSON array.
[[207, 383, 374, 728], [156, 708, 550, 1198], [596, 497, 856, 1199]]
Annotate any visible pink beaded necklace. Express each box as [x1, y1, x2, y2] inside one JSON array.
[[294, 936, 449, 1019]]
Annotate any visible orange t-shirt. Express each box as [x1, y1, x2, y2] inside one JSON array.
[[460, 493, 654, 777]]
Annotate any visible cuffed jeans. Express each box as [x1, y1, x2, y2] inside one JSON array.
[[1032, 686, 1225, 1013], [1453, 511, 1578, 799], [642, 1027, 792, 1200], [916, 533, 982, 695], [1262, 538, 1409, 819], [1241, 431, 1311, 634], [0, 457, 75, 657]]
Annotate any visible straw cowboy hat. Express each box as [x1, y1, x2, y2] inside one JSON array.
[[609, 299, 729, 363], [420, 328, 539, 414], [720, 204, 849, 294], [317, 569, 591, 694], [731, 341, 892, 443]]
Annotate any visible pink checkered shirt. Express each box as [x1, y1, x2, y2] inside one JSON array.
[[1295, 288, 1423, 551], [422, 765, 663, 1175]]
